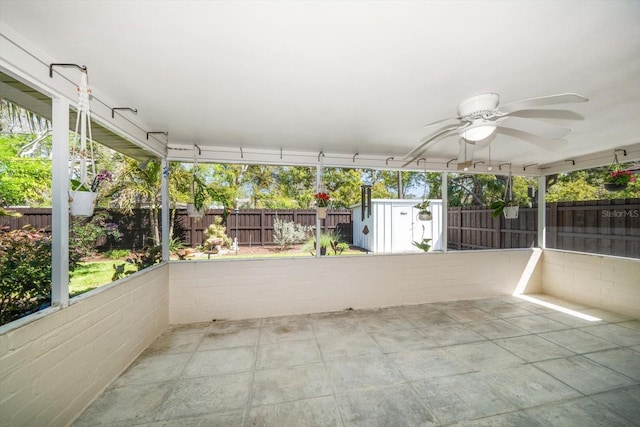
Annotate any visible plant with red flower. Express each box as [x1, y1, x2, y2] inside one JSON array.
[[606, 170, 636, 186], [314, 192, 331, 207]]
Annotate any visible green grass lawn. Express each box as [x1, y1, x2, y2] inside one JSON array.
[[69, 261, 136, 297]]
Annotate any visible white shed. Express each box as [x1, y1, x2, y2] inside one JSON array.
[[352, 199, 443, 253]]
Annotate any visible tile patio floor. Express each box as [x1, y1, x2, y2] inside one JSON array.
[[73, 295, 640, 426]]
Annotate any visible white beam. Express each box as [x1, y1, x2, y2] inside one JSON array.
[[51, 97, 69, 307], [441, 172, 448, 253], [315, 163, 322, 258], [161, 157, 170, 261], [537, 176, 546, 248]]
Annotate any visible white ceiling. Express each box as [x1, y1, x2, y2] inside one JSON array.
[[1, 0, 639, 173]]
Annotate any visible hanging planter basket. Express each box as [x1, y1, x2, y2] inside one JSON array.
[[418, 211, 432, 221], [503, 206, 519, 219], [187, 203, 204, 218], [317, 207, 327, 219], [69, 190, 97, 217], [604, 182, 627, 192]]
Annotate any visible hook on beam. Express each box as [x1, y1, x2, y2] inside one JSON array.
[[417, 158, 426, 166], [146, 131, 168, 140], [385, 156, 394, 165], [446, 158, 457, 168], [49, 63, 87, 78], [318, 151, 325, 162], [353, 152, 359, 163], [240, 147, 244, 159], [111, 107, 138, 119], [498, 162, 512, 171], [564, 160, 575, 166], [523, 163, 538, 171], [473, 161, 485, 168]]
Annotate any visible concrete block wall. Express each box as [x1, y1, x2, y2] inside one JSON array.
[[0, 264, 169, 427], [541, 249, 640, 318], [169, 249, 542, 323]]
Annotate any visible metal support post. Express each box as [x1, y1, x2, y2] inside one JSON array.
[[51, 98, 70, 307], [161, 157, 170, 261], [441, 171, 448, 252], [537, 175, 546, 248]]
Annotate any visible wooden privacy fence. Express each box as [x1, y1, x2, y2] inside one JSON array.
[[4, 200, 638, 257], [547, 199, 639, 258], [1, 208, 354, 248], [447, 206, 537, 250], [177, 209, 353, 247], [448, 198, 640, 258]]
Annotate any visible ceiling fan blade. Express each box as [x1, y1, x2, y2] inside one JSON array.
[[497, 127, 568, 149], [422, 116, 459, 128], [497, 116, 571, 140], [403, 125, 458, 161], [506, 109, 584, 121], [498, 93, 588, 114], [457, 139, 474, 170]]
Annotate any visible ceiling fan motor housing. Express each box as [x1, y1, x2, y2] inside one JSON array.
[[457, 93, 500, 120]]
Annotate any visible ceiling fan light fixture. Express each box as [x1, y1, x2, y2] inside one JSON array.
[[460, 122, 497, 141]]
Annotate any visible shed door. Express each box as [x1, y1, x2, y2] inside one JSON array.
[[392, 206, 414, 252]]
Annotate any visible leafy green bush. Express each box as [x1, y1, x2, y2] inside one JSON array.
[[126, 245, 162, 271], [302, 229, 345, 255], [70, 212, 121, 259], [203, 216, 232, 247], [104, 249, 130, 259], [272, 216, 313, 250], [0, 227, 52, 325]]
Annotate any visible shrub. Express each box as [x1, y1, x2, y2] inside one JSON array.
[[104, 249, 130, 259], [126, 245, 162, 271], [272, 216, 313, 250], [0, 227, 52, 325], [302, 229, 344, 255], [203, 216, 232, 247], [70, 212, 121, 259]]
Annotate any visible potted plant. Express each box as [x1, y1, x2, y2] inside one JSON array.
[[604, 170, 635, 192], [187, 174, 206, 218], [490, 199, 519, 219], [69, 170, 113, 217], [414, 200, 432, 221], [412, 238, 431, 252], [490, 170, 519, 219], [314, 192, 330, 219]]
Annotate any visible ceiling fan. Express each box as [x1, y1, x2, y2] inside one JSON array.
[[404, 93, 588, 168]]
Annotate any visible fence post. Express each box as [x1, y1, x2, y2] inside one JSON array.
[[457, 208, 462, 250], [493, 214, 501, 248], [548, 202, 558, 248], [260, 209, 266, 246]]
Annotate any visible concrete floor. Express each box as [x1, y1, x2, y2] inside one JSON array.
[[73, 295, 640, 426]]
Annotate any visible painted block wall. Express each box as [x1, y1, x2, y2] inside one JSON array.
[[352, 199, 443, 253], [0, 264, 169, 427], [541, 249, 640, 318], [169, 249, 541, 323]]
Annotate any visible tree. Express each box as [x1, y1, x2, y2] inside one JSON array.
[[105, 157, 192, 244], [0, 133, 52, 207]]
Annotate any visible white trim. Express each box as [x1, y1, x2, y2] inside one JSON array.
[[537, 175, 546, 248], [441, 171, 448, 252], [51, 97, 70, 307]]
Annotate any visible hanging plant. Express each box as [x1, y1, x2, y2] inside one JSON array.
[[604, 149, 636, 192], [69, 69, 98, 217], [187, 145, 205, 218], [415, 166, 432, 221], [415, 200, 432, 221], [491, 166, 519, 219], [604, 170, 635, 192]]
